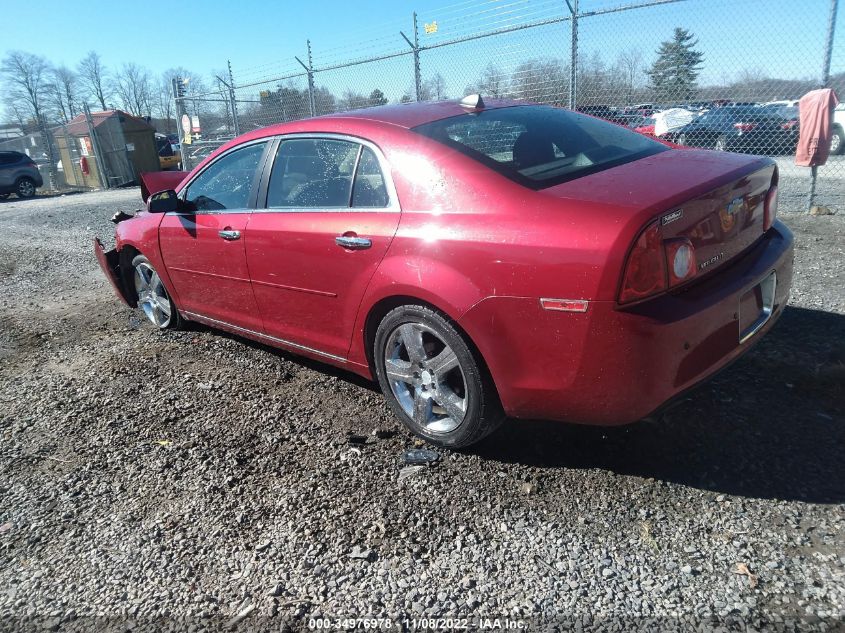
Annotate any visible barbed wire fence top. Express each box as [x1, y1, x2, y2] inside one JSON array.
[[175, 0, 843, 211]]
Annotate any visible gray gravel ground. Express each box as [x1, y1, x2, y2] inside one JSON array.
[[0, 189, 843, 632]]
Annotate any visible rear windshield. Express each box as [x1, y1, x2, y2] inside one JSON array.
[[412, 105, 667, 189]]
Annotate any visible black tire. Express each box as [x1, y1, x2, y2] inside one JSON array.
[[15, 177, 36, 199], [373, 304, 503, 448], [129, 254, 183, 330], [830, 125, 844, 156]]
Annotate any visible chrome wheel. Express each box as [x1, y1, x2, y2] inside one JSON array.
[[384, 322, 467, 434], [714, 136, 728, 152], [133, 261, 172, 328], [17, 178, 35, 198], [831, 132, 842, 155]]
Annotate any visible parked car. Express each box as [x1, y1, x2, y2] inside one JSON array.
[[576, 105, 629, 125], [95, 98, 793, 447], [156, 134, 182, 171], [666, 106, 795, 154], [633, 116, 656, 136], [622, 103, 656, 116], [832, 103, 845, 156], [761, 99, 799, 108], [763, 104, 800, 149], [0, 151, 43, 199]]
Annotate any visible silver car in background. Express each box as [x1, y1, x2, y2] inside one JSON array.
[[0, 151, 43, 199]]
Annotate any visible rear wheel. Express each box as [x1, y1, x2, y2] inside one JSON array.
[[131, 254, 182, 330], [0, 193, 9, 200], [374, 305, 503, 448], [831, 126, 844, 156], [677, 133, 688, 146], [15, 177, 36, 199], [714, 135, 729, 152]]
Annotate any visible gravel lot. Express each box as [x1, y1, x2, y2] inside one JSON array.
[[0, 189, 843, 632]]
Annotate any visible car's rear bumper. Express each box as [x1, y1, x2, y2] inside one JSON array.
[[94, 237, 133, 306], [459, 221, 794, 425]]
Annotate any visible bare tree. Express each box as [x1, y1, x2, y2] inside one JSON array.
[[2, 98, 29, 130], [465, 62, 508, 98], [1, 51, 51, 123], [511, 59, 568, 105], [78, 51, 110, 110], [616, 48, 644, 103], [339, 89, 370, 110], [152, 75, 175, 125], [113, 63, 153, 116], [1, 51, 57, 185], [46, 66, 79, 123], [422, 73, 447, 100]]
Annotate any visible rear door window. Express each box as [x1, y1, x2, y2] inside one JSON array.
[[267, 139, 359, 208], [266, 139, 390, 209]]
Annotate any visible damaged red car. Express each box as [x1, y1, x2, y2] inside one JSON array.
[[95, 97, 793, 447]]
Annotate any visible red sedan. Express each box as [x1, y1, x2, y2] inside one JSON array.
[[95, 97, 793, 448]]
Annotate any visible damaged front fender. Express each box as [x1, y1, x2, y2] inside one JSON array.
[[94, 237, 133, 307]]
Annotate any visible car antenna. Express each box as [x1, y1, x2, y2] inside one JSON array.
[[459, 93, 485, 111]]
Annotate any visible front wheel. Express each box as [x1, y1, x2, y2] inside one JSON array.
[[15, 177, 36, 199], [131, 254, 182, 330], [0, 193, 9, 200], [714, 135, 729, 152], [830, 126, 844, 156], [374, 305, 503, 448]]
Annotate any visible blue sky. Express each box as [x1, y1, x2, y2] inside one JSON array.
[[2, 0, 842, 103]]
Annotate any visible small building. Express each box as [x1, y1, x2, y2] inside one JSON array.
[[0, 124, 25, 141], [55, 110, 159, 189]]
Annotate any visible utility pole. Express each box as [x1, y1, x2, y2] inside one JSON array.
[[215, 65, 240, 137], [83, 103, 108, 189], [401, 12, 422, 102], [228, 60, 240, 136], [172, 76, 188, 145], [808, 0, 839, 211], [566, 0, 578, 109], [295, 41, 317, 117]]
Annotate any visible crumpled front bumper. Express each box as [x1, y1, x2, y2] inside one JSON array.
[[94, 237, 133, 306]]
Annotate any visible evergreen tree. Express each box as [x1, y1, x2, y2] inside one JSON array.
[[368, 89, 388, 106], [647, 28, 704, 102]]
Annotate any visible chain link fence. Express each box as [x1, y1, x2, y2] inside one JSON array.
[[0, 107, 141, 195], [176, 0, 843, 212]]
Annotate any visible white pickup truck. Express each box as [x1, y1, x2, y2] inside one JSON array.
[[833, 103, 844, 155]]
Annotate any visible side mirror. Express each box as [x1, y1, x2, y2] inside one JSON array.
[[148, 189, 181, 213]]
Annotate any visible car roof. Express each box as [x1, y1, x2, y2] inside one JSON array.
[[267, 98, 526, 132], [192, 98, 530, 173]]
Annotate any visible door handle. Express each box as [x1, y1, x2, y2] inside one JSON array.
[[335, 235, 372, 250], [218, 229, 241, 241]]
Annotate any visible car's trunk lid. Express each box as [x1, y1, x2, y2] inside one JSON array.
[[542, 148, 776, 279]]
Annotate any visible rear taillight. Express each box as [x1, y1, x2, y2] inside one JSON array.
[[665, 239, 697, 287], [733, 122, 756, 132], [619, 224, 699, 304], [764, 184, 778, 231], [619, 221, 667, 304], [781, 120, 798, 130]]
